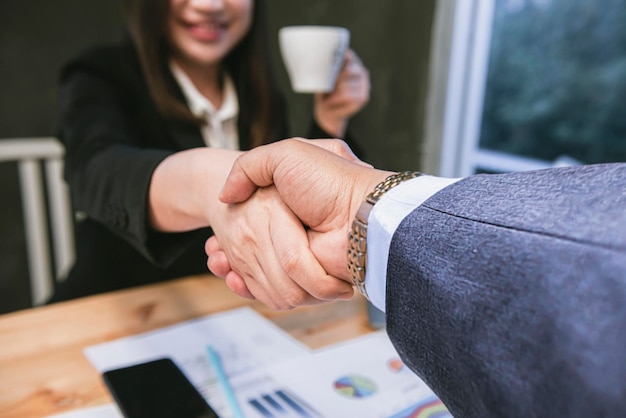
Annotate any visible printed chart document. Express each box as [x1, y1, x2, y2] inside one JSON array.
[[230, 331, 452, 418], [85, 307, 452, 418], [85, 307, 310, 418]]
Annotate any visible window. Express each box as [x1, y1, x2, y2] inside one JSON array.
[[424, 0, 626, 177]]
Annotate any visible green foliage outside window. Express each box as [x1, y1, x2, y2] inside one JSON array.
[[480, 0, 626, 164]]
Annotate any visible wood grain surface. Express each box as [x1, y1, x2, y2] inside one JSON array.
[[0, 275, 374, 418]]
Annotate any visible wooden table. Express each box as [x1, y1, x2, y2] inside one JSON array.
[[0, 275, 374, 418]]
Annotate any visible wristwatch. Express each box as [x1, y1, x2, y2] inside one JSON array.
[[347, 171, 423, 299]]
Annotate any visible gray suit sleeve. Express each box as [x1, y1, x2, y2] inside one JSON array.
[[384, 163, 626, 418]]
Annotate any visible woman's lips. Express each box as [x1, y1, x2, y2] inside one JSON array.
[[187, 22, 227, 42]]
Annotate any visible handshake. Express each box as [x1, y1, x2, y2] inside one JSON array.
[[204, 140, 626, 417], [205, 138, 396, 310]]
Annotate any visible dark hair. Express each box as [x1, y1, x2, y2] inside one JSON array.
[[124, 0, 282, 147]]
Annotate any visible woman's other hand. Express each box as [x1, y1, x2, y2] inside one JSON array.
[[314, 49, 371, 138]]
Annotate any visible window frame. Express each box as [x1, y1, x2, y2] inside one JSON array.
[[423, 0, 557, 176]]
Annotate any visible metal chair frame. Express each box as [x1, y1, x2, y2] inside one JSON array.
[[0, 138, 74, 305]]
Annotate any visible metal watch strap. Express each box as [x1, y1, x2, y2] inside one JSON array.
[[347, 171, 423, 299]]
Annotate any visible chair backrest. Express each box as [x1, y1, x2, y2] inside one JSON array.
[[0, 138, 75, 305]]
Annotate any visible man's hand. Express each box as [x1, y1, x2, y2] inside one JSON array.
[[206, 138, 392, 307]]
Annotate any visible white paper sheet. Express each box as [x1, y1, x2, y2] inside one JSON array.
[[84, 307, 452, 418], [84, 307, 310, 418], [45, 404, 121, 418], [231, 331, 453, 418]]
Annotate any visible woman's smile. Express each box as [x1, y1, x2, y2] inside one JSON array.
[[184, 18, 229, 42]]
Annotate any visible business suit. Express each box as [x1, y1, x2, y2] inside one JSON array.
[[384, 163, 626, 417], [50, 40, 359, 302]]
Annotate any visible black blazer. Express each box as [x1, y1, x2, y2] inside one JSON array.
[[50, 41, 361, 302]]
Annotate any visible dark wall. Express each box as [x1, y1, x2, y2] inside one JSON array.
[[0, 0, 126, 313], [0, 1, 435, 313], [265, 0, 436, 170], [0, 0, 126, 137]]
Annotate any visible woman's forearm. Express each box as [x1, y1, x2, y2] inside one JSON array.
[[148, 147, 243, 232]]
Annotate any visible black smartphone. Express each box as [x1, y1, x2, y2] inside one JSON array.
[[102, 358, 220, 418]]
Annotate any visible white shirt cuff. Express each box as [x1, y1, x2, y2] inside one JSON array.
[[365, 175, 461, 312]]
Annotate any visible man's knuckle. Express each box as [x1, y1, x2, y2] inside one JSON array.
[[311, 280, 341, 300], [283, 288, 308, 307], [280, 249, 302, 275]]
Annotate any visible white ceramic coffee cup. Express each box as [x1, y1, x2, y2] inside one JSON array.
[[279, 26, 350, 93]]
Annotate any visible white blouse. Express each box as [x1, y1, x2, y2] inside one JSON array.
[[170, 62, 240, 150]]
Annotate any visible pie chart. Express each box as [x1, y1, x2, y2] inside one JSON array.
[[333, 375, 377, 398]]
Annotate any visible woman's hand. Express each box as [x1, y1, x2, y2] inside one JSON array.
[[314, 49, 371, 137], [207, 185, 354, 309]]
